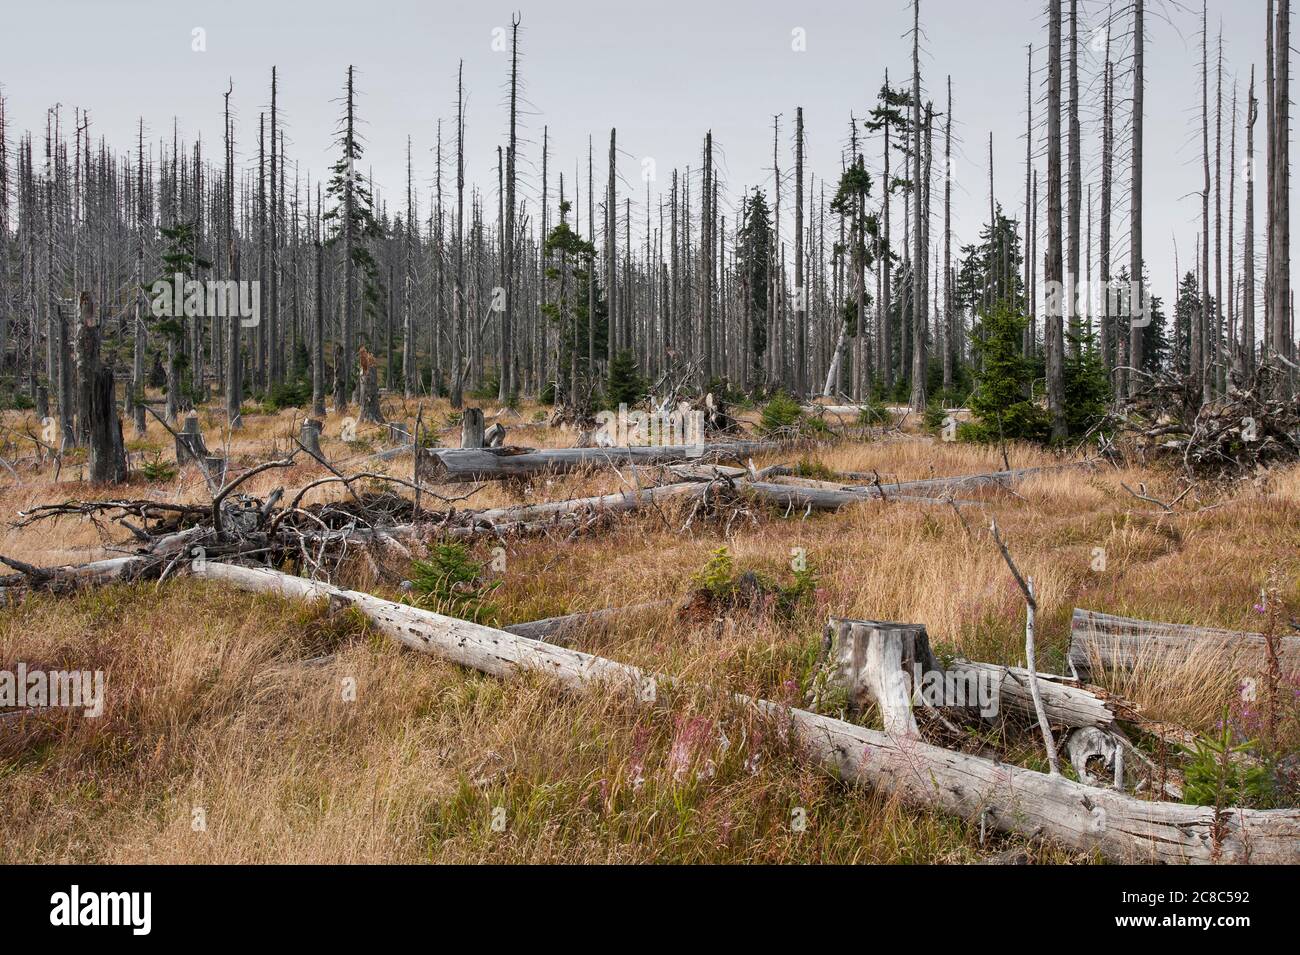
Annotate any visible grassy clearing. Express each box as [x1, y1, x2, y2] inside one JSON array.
[[1, 394, 1297, 862]]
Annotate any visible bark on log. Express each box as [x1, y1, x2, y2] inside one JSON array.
[[951, 660, 1128, 730], [416, 441, 776, 484], [1069, 608, 1300, 677], [188, 561, 1300, 863], [301, 482, 710, 547]]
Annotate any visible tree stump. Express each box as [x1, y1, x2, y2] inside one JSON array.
[[301, 418, 324, 460], [821, 617, 944, 738], [174, 412, 211, 466], [461, 408, 485, 448], [202, 455, 228, 486], [484, 422, 506, 448]]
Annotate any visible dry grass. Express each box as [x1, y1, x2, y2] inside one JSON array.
[[1, 394, 1297, 863]]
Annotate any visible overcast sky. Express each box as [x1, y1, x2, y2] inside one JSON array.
[[0, 0, 1289, 310]]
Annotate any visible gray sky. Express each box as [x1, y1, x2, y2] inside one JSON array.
[[0, 0, 1288, 311]]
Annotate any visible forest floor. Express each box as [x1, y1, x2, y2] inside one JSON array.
[[1, 393, 1298, 862]]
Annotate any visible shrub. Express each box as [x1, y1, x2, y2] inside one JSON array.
[[758, 392, 803, 435]]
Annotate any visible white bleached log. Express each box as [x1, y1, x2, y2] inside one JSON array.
[[189, 561, 1300, 864]]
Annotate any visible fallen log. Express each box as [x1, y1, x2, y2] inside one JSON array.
[[743, 480, 968, 510], [415, 441, 777, 484], [1069, 608, 1300, 677], [0, 526, 206, 593], [773, 466, 1060, 499], [502, 600, 673, 645], [189, 561, 1300, 863]]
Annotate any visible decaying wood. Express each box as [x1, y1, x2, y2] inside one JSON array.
[[188, 561, 1300, 863], [819, 619, 1133, 733], [1070, 607, 1300, 676], [743, 480, 968, 511], [502, 600, 672, 645], [415, 440, 776, 484], [461, 408, 485, 448], [821, 618, 942, 737], [300, 418, 324, 460]]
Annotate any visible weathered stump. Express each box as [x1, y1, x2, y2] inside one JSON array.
[[821, 618, 943, 738], [174, 412, 211, 466], [301, 418, 324, 460], [201, 455, 228, 486], [461, 408, 485, 448], [484, 422, 506, 448]]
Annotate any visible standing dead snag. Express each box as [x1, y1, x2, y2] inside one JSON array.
[[357, 347, 384, 424], [75, 293, 127, 484], [990, 519, 1060, 775]]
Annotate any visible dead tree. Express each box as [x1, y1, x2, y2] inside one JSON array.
[[75, 293, 127, 484], [356, 346, 384, 424], [1128, 0, 1145, 397], [1046, 0, 1066, 437]]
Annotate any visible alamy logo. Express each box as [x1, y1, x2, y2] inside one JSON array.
[[594, 403, 706, 456], [911, 664, 1001, 718], [1042, 276, 1149, 327], [50, 885, 151, 935], [0, 664, 103, 717], [150, 273, 260, 327]]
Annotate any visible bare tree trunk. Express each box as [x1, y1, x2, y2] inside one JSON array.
[[1067, 0, 1081, 355], [909, 0, 927, 413], [1246, 66, 1258, 380], [794, 107, 805, 396], [1046, 0, 1066, 436], [499, 14, 520, 403], [943, 76, 953, 392], [1197, 1, 1210, 400], [1128, 0, 1145, 397], [451, 61, 465, 410]]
